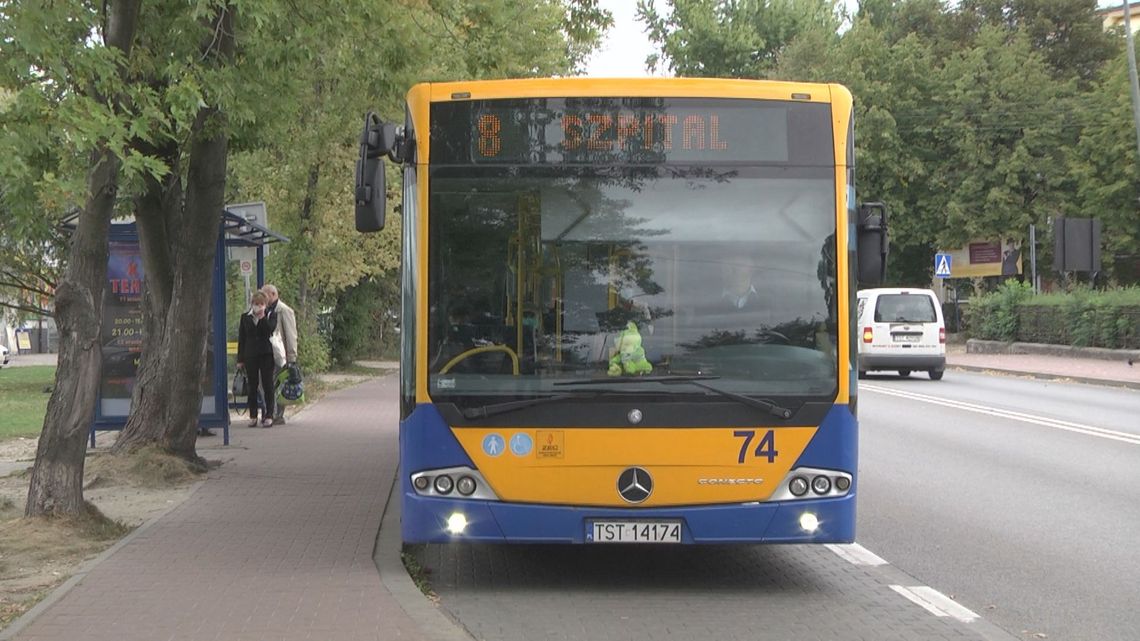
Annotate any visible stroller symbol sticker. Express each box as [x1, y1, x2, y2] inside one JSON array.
[[482, 433, 505, 457]]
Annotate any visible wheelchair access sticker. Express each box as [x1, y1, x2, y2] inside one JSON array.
[[509, 432, 533, 457]]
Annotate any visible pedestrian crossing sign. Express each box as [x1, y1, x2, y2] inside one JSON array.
[[934, 253, 952, 278]]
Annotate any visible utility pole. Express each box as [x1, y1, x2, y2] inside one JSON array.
[[1123, 0, 1140, 160], [1029, 224, 1038, 294]]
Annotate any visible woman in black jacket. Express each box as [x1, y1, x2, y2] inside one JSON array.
[[236, 290, 279, 427]]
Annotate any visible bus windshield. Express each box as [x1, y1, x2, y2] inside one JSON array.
[[428, 166, 838, 398], [427, 98, 838, 403]]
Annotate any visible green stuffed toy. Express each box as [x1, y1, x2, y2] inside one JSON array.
[[608, 321, 653, 376]]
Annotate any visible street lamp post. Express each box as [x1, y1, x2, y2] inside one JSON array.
[[1123, 0, 1140, 161]]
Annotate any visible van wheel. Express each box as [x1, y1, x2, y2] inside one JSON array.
[[898, 369, 911, 378], [929, 370, 944, 381]]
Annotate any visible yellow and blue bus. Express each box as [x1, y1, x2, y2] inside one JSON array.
[[354, 78, 887, 544]]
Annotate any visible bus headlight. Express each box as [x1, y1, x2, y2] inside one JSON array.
[[789, 476, 809, 497], [811, 475, 832, 495], [456, 476, 477, 496], [410, 467, 499, 500], [770, 468, 852, 500], [434, 475, 454, 494]]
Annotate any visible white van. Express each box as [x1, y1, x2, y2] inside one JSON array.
[[856, 288, 946, 380]]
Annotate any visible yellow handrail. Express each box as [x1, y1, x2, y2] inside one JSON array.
[[440, 345, 520, 375]]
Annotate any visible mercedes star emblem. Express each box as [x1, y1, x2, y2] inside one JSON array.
[[617, 467, 653, 503]]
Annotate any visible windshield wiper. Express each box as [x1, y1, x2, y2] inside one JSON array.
[[465, 376, 794, 420], [672, 380, 794, 419], [461, 378, 687, 420], [555, 375, 794, 419], [462, 393, 580, 420]]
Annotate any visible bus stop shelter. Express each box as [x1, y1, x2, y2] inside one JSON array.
[[87, 210, 287, 447]]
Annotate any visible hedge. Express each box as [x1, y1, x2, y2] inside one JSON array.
[[965, 283, 1140, 349]]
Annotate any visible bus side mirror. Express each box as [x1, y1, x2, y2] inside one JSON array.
[[856, 202, 889, 286], [355, 112, 397, 233]]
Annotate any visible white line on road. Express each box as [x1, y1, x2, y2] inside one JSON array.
[[825, 542, 889, 566], [890, 585, 980, 623], [827, 544, 987, 626], [862, 384, 1140, 446]]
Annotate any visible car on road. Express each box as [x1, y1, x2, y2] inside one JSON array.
[[857, 287, 946, 380]]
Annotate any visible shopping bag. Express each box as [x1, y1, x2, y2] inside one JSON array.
[[270, 331, 286, 368], [276, 364, 305, 404], [232, 369, 248, 398]]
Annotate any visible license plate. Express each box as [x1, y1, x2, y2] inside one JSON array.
[[588, 520, 682, 543], [893, 334, 920, 343]]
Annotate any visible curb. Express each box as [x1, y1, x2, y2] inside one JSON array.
[[966, 339, 1140, 362], [0, 479, 206, 640], [373, 477, 475, 641], [948, 363, 1140, 391]]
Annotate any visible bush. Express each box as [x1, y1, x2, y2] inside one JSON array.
[[297, 316, 331, 373], [969, 285, 1140, 349], [330, 280, 375, 367], [329, 277, 399, 367], [965, 280, 1033, 341]]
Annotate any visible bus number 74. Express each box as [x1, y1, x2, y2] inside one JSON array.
[[733, 430, 778, 464]]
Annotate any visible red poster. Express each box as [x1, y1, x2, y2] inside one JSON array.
[[969, 242, 1001, 264]]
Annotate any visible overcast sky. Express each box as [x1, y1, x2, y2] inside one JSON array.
[[584, 0, 663, 77]]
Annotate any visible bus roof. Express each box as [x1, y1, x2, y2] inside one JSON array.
[[416, 78, 847, 105]]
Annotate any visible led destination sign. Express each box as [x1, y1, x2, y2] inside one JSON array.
[[431, 98, 834, 166]]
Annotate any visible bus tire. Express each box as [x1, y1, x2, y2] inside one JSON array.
[[898, 369, 911, 378]]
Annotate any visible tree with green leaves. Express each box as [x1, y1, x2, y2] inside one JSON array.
[[2, 0, 610, 515], [652, 0, 1119, 286], [227, 0, 612, 376], [111, 0, 610, 456], [639, 0, 840, 77], [952, 0, 1119, 85], [1070, 52, 1140, 280], [1, 0, 144, 517], [110, 1, 237, 458]]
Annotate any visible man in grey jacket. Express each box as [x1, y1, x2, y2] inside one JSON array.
[[264, 284, 298, 424]]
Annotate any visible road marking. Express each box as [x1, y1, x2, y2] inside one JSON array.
[[862, 384, 1140, 446], [825, 542, 888, 566], [890, 585, 980, 623]]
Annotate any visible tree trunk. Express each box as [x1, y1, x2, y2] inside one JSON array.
[[25, 0, 141, 517], [295, 162, 321, 313], [113, 5, 233, 460], [112, 147, 181, 454]]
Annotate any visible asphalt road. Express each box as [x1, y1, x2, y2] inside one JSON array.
[[858, 370, 1140, 641], [409, 370, 1138, 641]]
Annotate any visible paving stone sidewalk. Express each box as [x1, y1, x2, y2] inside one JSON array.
[[10, 375, 427, 641], [946, 349, 1140, 386]]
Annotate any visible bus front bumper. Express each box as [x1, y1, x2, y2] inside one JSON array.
[[400, 492, 855, 544]]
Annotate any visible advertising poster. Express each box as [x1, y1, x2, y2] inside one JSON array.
[[100, 241, 145, 416], [99, 240, 219, 420], [939, 238, 1022, 278]]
